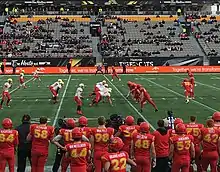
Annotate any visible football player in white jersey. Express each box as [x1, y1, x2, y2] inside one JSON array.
[[33, 68, 41, 87], [0, 78, 12, 109], [99, 84, 113, 106], [74, 83, 84, 115], [19, 70, 27, 89], [49, 79, 64, 104]]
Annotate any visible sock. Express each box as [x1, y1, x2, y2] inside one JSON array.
[[0, 100, 3, 105]]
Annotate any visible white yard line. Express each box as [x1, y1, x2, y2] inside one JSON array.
[[173, 75, 220, 91], [104, 75, 156, 131], [52, 75, 71, 126], [138, 75, 218, 112]]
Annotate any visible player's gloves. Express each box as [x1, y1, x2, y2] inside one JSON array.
[[168, 159, 172, 168], [152, 158, 156, 168], [191, 158, 195, 165], [155, 109, 158, 112]]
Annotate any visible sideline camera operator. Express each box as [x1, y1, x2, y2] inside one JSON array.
[[16, 114, 31, 172], [52, 118, 66, 172], [105, 114, 124, 133]]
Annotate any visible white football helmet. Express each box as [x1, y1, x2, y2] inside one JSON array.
[[102, 80, 107, 84], [79, 83, 85, 88]]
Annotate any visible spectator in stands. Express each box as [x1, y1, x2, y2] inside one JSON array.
[[16, 114, 32, 172]]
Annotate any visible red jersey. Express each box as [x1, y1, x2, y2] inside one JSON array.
[[168, 129, 176, 138], [112, 67, 116, 74], [201, 127, 220, 151], [185, 123, 203, 145], [0, 129, 18, 153], [128, 83, 136, 91], [59, 128, 73, 145], [152, 129, 170, 157], [65, 141, 91, 167], [141, 88, 150, 98], [80, 126, 91, 139], [30, 124, 54, 153], [119, 125, 139, 146], [182, 81, 192, 91], [101, 151, 129, 172], [132, 132, 154, 157], [170, 134, 194, 159], [189, 76, 195, 86], [91, 127, 114, 151]]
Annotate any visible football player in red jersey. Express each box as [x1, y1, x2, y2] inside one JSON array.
[[52, 118, 75, 172], [188, 73, 195, 99], [78, 116, 91, 139], [182, 78, 193, 103], [101, 137, 136, 172], [111, 66, 121, 81], [185, 116, 203, 172], [152, 120, 170, 172], [139, 87, 158, 112], [169, 123, 195, 172], [0, 118, 18, 172], [131, 122, 156, 172], [200, 119, 220, 172], [65, 127, 91, 172], [18, 70, 27, 89], [115, 116, 139, 154], [90, 116, 114, 172], [212, 112, 220, 130], [0, 78, 13, 109], [168, 118, 184, 138], [27, 117, 54, 172], [126, 81, 136, 99]]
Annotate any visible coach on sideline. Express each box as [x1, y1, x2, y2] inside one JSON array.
[[16, 114, 32, 172]]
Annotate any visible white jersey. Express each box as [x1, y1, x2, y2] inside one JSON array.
[[51, 82, 62, 91], [75, 87, 83, 99], [96, 82, 105, 92], [99, 87, 111, 97], [3, 82, 11, 92]]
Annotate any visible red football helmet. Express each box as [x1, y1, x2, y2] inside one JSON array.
[[2, 118, 13, 129], [212, 112, 220, 121], [109, 137, 124, 151], [183, 78, 189, 82], [78, 116, 88, 126], [72, 127, 82, 139], [174, 118, 183, 127], [125, 116, 134, 125], [140, 122, 150, 133], [127, 81, 132, 85], [136, 84, 141, 89], [175, 123, 186, 134], [206, 119, 214, 128], [65, 118, 75, 129]]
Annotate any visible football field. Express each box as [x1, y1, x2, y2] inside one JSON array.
[[0, 73, 220, 167]]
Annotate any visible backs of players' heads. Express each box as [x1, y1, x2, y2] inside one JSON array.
[[206, 119, 214, 128], [175, 123, 186, 134], [78, 116, 88, 126], [2, 118, 13, 129], [137, 117, 145, 126], [22, 114, 31, 123], [157, 119, 165, 128], [98, 116, 106, 126], [125, 116, 134, 125], [40, 117, 48, 124], [72, 127, 83, 140], [190, 116, 196, 122], [140, 122, 150, 133], [109, 137, 124, 152], [212, 112, 220, 122], [65, 118, 75, 129]]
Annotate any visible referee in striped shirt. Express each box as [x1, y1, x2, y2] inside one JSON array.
[[163, 110, 176, 130]]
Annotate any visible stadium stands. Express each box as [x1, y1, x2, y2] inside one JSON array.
[[1, 16, 93, 58]]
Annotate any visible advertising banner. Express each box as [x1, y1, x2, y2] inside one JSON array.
[[103, 56, 203, 66], [0, 57, 96, 67], [1, 66, 220, 74]]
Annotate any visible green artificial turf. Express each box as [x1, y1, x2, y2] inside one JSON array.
[[0, 73, 219, 167]]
